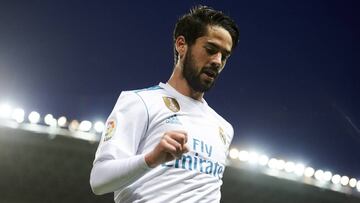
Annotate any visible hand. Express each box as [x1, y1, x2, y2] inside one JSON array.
[[145, 130, 189, 168]]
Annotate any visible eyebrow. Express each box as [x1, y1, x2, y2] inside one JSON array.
[[206, 42, 231, 56]]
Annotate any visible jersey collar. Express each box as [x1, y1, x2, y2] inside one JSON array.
[[159, 82, 208, 106]]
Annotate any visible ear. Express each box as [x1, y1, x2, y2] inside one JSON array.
[[175, 36, 187, 59]]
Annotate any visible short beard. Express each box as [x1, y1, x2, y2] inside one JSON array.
[[182, 48, 217, 93]]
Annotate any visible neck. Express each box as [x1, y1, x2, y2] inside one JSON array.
[[167, 63, 204, 101]]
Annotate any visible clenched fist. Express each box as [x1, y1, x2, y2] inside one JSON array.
[[145, 130, 189, 168]]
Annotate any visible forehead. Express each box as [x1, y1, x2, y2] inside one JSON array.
[[196, 25, 233, 53]]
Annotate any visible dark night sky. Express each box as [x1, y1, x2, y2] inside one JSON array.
[[0, 1, 359, 178]]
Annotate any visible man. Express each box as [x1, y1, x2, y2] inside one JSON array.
[[90, 5, 239, 203]]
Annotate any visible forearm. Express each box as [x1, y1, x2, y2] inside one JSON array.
[[90, 154, 150, 195]]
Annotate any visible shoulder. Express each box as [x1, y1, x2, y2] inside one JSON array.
[[208, 106, 235, 147], [207, 105, 232, 125], [206, 104, 234, 136], [131, 84, 171, 103], [113, 84, 166, 111], [116, 85, 164, 102], [132, 85, 164, 94], [125, 85, 165, 102]]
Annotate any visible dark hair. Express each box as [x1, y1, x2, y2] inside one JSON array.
[[173, 5, 240, 64]]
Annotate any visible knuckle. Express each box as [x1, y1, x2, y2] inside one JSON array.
[[159, 139, 167, 147], [175, 144, 181, 151]]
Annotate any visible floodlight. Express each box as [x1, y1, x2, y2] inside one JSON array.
[[44, 114, 57, 127], [248, 152, 259, 164], [304, 167, 315, 177], [69, 120, 79, 131], [238, 150, 249, 162], [284, 161, 295, 173], [268, 158, 278, 169], [58, 116, 67, 127], [229, 148, 239, 159], [331, 174, 341, 184], [276, 159, 285, 170], [323, 171, 332, 182], [349, 178, 357, 188], [0, 104, 12, 118], [79, 120, 92, 132], [294, 163, 305, 176], [12, 108, 25, 123], [258, 155, 269, 166], [340, 176, 349, 186], [94, 121, 105, 133], [28, 111, 40, 124], [357, 181, 360, 191], [50, 119, 57, 127], [314, 170, 324, 181], [44, 114, 54, 125]]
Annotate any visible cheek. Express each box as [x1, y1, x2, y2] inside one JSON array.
[[221, 61, 227, 69], [189, 54, 203, 68], [217, 62, 226, 73], [195, 52, 209, 67]]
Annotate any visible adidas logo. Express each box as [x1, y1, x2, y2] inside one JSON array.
[[165, 114, 182, 125]]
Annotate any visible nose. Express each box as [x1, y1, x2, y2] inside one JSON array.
[[210, 52, 222, 68]]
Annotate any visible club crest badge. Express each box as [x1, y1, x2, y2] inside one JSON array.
[[219, 126, 227, 145], [162, 96, 180, 112], [104, 119, 116, 141]]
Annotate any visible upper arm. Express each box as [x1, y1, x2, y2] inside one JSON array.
[[93, 91, 149, 164]]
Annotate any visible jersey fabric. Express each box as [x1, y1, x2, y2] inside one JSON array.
[[91, 82, 234, 203]]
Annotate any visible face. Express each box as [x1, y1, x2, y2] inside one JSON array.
[[182, 26, 233, 92]]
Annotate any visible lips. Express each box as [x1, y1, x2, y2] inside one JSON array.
[[202, 69, 217, 78]]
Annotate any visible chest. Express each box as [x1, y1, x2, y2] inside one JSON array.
[[147, 105, 230, 164]]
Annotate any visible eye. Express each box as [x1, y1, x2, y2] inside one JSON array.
[[204, 45, 230, 62], [222, 54, 230, 62], [205, 46, 217, 55]]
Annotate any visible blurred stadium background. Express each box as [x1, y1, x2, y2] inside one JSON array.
[[0, 106, 360, 203]]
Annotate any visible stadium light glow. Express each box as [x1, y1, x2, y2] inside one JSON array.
[[294, 164, 305, 176], [28, 111, 40, 124], [0, 103, 12, 118], [238, 150, 249, 162], [284, 161, 295, 173], [44, 114, 56, 126], [276, 159, 285, 170], [349, 178, 357, 188], [229, 148, 239, 159], [12, 108, 25, 123], [314, 170, 324, 181], [332, 174, 341, 184], [340, 176, 349, 186], [226, 147, 359, 192], [248, 152, 259, 164], [58, 116, 67, 127], [94, 121, 105, 133], [323, 171, 332, 182], [50, 119, 57, 127], [44, 114, 52, 124], [69, 120, 79, 131], [304, 167, 315, 178], [258, 155, 269, 166], [268, 158, 278, 169], [79, 120, 92, 132]]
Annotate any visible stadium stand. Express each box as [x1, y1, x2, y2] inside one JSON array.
[[0, 126, 359, 203]]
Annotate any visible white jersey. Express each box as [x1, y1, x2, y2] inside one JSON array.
[[91, 82, 234, 203]]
